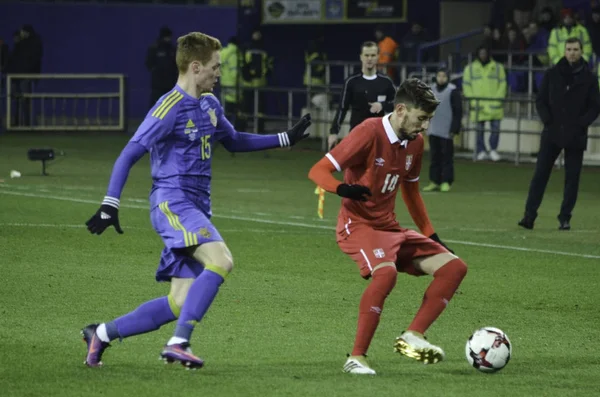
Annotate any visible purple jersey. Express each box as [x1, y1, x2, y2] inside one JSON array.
[[131, 88, 229, 196]]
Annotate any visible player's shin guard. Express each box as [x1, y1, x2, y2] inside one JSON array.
[[352, 266, 397, 356], [172, 266, 227, 342], [407, 258, 467, 334], [107, 296, 179, 341]]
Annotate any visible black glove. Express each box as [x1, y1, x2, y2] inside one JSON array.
[[336, 184, 372, 201], [285, 114, 312, 145], [429, 233, 454, 254], [86, 203, 123, 235]]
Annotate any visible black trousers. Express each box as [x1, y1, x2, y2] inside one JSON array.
[[524, 138, 584, 222], [428, 135, 455, 185]]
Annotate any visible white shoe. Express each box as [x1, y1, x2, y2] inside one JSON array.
[[394, 331, 445, 364], [489, 150, 501, 162], [343, 355, 377, 375], [476, 151, 488, 161]]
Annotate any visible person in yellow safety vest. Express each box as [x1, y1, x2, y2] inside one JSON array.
[[304, 34, 329, 110], [242, 29, 273, 132], [548, 8, 592, 65], [462, 46, 507, 162], [220, 36, 245, 130], [374, 25, 398, 82]]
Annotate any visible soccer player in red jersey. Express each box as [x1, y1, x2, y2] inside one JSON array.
[[308, 78, 468, 375]]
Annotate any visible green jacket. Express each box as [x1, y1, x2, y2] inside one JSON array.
[[220, 43, 240, 102], [462, 59, 507, 122], [548, 25, 592, 65]]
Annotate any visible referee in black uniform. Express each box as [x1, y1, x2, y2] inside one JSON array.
[[328, 41, 396, 150], [519, 37, 600, 230]]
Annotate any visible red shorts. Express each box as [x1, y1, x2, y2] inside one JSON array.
[[337, 221, 448, 279]]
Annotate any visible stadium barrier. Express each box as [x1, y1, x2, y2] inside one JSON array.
[[231, 86, 600, 166], [4, 73, 126, 132]]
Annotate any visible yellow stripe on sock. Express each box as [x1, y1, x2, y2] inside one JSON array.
[[204, 264, 229, 279], [167, 294, 181, 318]]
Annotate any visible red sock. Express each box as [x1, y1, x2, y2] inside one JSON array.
[[352, 266, 397, 356], [407, 258, 468, 335]]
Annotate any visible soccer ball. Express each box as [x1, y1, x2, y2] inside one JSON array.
[[465, 327, 512, 373]]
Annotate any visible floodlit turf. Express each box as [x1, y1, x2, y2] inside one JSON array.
[[1, 132, 599, 397]]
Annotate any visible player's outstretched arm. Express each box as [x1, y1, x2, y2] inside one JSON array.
[[217, 112, 312, 152], [86, 142, 147, 235]]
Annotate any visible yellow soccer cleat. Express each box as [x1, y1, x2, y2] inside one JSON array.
[[394, 331, 445, 364], [342, 354, 377, 375]]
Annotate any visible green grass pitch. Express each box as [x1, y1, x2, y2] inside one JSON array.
[[1, 132, 599, 397]]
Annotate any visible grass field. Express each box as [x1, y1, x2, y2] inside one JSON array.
[[1, 132, 599, 397]]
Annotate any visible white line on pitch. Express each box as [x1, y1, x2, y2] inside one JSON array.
[[1, 190, 598, 260]]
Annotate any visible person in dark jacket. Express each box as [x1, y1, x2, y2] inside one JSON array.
[[12, 25, 43, 126], [145, 26, 178, 106], [519, 37, 600, 230]]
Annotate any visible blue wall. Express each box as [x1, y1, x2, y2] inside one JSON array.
[[0, 1, 441, 121], [0, 1, 237, 118]]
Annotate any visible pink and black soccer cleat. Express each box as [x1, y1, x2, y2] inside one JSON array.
[[160, 343, 204, 369], [81, 324, 110, 367]]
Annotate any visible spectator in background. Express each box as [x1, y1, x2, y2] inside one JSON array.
[[423, 68, 462, 193], [145, 26, 178, 106], [11, 24, 43, 127], [548, 8, 592, 65], [511, 0, 537, 30], [480, 24, 495, 49], [524, 21, 550, 90], [586, 7, 600, 58], [538, 6, 557, 33], [462, 46, 507, 162], [374, 25, 398, 82], [399, 21, 431, 74], [242, 28, 273, 133], [504, 26, 527, 92], [220, 36, 244, 130]]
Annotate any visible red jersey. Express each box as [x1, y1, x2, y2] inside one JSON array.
[[309, 114, 435, 236]]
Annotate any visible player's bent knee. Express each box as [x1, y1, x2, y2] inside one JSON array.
[[190, 241, 235, 275]]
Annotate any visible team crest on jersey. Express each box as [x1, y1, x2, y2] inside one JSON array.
[[405, 154, 413, 170], [373, 248, 385, 258], [184, 119, 198, 141], [207, 108, 217, 127], [198, 227, 211, 238]]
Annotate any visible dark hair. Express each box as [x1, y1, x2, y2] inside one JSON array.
[[360, 41, 378, 53], [394, 78, 440, 113], [565, 37, 582, 48]]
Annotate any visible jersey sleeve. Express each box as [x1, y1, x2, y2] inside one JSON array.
[[130, 92, 182, 150], [325, 122, 375, 172]]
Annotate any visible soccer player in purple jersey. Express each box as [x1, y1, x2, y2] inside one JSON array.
[[82, 32, 311, 369]]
